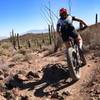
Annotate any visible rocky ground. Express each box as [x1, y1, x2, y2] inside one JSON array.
[[0, 22, 100, 100], [0, 46, 100, 100]]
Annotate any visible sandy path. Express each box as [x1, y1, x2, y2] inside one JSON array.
[[31, 52, 98, 100], [1, 51, 98, 100]]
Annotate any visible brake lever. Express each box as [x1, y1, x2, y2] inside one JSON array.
[[80, 26, 88, 30]]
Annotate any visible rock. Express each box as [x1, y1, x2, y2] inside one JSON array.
[[5, 81, 14, 90], [89, 88, 94, 93], [20, 95, 28, 100], [4, 72, 9, 78], [0, 95, 6, 100], [0, 80, 6, 92], [42, 64, 69, 83], [14, 74, 28, 81], [8, 63, 15, 68], [3, 91, 13, 100], [37, 70, 41, 73], [94, 51, 100, 57], [90, 92, 96, 97], [94, 60, 98, 63], [96, 88, 100, 94], [0, 75, 4, 80], [0, 69, 4, 75], [18, 70, 26, 75], [26, 71, 40, 79], [91, 56, 95, 60], [87, 64, 91, 67], [14, 97, 19, 100], [12, 88, 19, 96], [98, 95, 100, 100], [89, 97, 96, 100], [50, 91, 64, 100], [50, 92, 59, 98], [2, 68, 8, 73], [44, 98, 51, 100], [62, 91, 70, 96]]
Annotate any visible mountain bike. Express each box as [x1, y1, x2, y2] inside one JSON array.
[[66, 37, 84, 81]]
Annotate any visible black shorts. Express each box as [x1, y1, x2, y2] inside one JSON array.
[[61, 30, 78, 42]]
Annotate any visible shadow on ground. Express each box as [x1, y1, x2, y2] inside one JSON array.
[[5, 63, 77, 97]]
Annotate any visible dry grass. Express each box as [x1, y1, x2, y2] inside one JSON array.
[[1, 42, 11, 49], [12, 48, 33, 62], [80, 64, 100, 100], [79, 23, 100, 49], [12, 53, 25, 62], [0, 23, 100, 57], [0, 42, 12, 57]]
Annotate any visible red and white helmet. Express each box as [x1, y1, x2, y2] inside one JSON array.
[[59, 8, 67, 17]]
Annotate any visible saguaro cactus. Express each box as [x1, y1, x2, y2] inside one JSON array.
[[10, 32, 12, 43], [48, 24, 52, 45], [11, 29, 16, 49], [95, 13, 98, 24], [27, 40, 31, 48], [17, 33, 20, 49], [42, 33, 45, 44]]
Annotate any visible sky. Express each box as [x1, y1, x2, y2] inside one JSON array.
[[0, 0, 100, 37]]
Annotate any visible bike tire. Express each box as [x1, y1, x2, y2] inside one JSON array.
[[67, 47, 80, 81]]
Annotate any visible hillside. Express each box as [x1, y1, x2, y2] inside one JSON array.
[[0, 23, 100, 100]]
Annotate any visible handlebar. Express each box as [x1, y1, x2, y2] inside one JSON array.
[[80, 26, 88, 30]]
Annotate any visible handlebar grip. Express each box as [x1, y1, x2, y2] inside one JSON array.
[[80, 26, 88, 30]]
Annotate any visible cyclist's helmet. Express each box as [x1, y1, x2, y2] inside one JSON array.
[[59, 8, 67, 17]]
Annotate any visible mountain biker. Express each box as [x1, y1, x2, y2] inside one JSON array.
[[56, 8, 88, 67]]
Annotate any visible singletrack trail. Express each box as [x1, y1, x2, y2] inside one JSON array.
[[28, 51, 98, 100], [0, 50, 99, 100]]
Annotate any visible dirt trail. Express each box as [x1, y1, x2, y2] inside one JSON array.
[[30, 51, 98, 100], [0, 50, 99, 100], [64, 59, 96, 100]]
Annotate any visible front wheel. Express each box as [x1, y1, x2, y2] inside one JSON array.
[[67, 47, 80, 81]]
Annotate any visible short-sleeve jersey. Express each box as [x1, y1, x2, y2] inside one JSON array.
[[57, 15, 75, 34]]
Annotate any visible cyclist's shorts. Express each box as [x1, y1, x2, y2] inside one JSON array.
[[61, 30, 78, 42]]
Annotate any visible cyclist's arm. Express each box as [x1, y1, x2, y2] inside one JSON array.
[[56, 23, 61, 36], [72, 17, 88, 27]]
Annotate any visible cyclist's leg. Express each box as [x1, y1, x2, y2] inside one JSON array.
[[79, 48, 86, 66], [76, 35, 86, 66], [70, 31, 86, 66], [61, 32, 70, 48], [61, 32, 70, 62]]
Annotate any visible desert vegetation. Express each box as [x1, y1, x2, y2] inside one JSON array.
[[0, 22, 100, 100]]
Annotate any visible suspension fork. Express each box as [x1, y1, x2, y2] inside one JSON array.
[[64, 40, 74, 65]]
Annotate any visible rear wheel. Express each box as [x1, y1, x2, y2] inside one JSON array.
[[67, 47, 80, 81]]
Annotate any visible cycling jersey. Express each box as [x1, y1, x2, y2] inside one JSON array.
[[57, 15, 78, 42]]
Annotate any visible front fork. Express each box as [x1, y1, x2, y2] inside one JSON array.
[[65, 41, 81, 67], [65, 41, 74, 66]]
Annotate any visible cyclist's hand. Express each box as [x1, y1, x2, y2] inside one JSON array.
[[84, 25, 88, 28], [80, 25, 88, 30]]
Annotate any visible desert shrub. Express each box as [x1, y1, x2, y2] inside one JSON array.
[[12, 53, 25, 62], [1, 42, 11, 49], [12, 52, 32, 62], [18, 48, 27, 55], [23, 53, 32, 62], [0, 48, 11, 57], [0, 48, 4, 56]]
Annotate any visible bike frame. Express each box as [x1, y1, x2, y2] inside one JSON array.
[[65, 37, 81, 80]]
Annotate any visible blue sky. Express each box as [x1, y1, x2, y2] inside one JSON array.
[[0, 0, 100, 37]]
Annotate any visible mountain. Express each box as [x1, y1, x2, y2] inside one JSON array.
[[0, 36, 8, 40], [23, 29, 48, 34]]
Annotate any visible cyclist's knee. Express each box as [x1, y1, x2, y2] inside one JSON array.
[[75, 35, 83, 49]]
